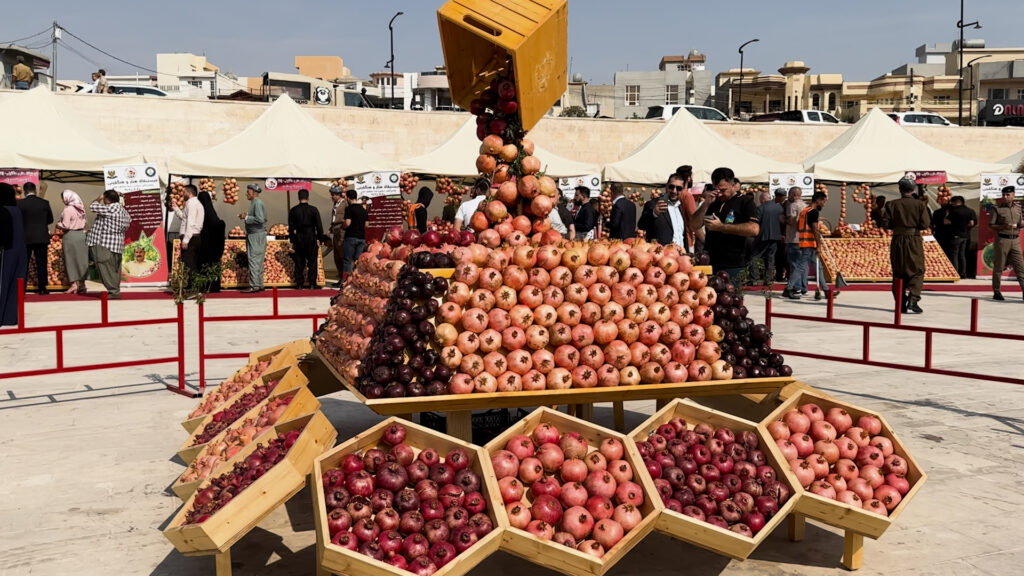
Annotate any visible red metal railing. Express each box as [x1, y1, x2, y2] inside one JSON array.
[[765, 279, 1024, 385], [196, 287, 326, 393], [2, 279, 191, 395]]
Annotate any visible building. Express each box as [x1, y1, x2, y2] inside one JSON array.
[[156, 53, 249, 99], [414, 67, 456, 111], [612, 51, 712, 119], [954, 41, 1024, 126], [1, 44, 52, 90], [294, 56, 352, 82]]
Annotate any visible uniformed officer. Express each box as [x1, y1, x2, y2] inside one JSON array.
[[882, 179, 931, 313], [990, 185, 1024, 301], [288, 189, 326, 289], [328, 186, 346, 287]]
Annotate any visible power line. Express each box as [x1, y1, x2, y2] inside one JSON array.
[[58, 25, 158, 75], [0, 27, 51, 45], [57, 39, 104, 69]]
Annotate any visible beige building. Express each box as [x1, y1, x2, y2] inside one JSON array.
[[294, 56, 352, 82], [156, 53, 249, 99]]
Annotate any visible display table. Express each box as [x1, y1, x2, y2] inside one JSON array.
[[25, 235, 71, 291], [818, 237, 959, 283], [173, 238, 325, 289]]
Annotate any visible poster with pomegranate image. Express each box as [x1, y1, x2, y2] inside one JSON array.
[[0, 168, 39, 197], [104, 163, 168, 285], [977, 173, 1024, 279]]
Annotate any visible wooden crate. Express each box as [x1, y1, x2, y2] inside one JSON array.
[[164, 411, 338, 555], [248, 340, 312, 363], [629, 398, 800, 560], [438, 0, 568, 131], [178, 365, 309, 464], [482, 407, 661, 576], [171, 386, 322, 501], [312, 417, 504, 576], [759, 389, 926, 540], [182, 348, 298, 433]]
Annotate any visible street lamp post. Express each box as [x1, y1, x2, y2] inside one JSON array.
[[388, 11, 404, 109], [967, 54, 991, 125], [956, 0, 981, 125], [737, 38, 759, 120]]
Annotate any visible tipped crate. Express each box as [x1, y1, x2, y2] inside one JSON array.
[[248, 340, 312, 363], [171, 386, 321, 501], [483, 407, 660, 576], [629, 398, 800, 560], [312, 417, 504, 576], [182, 348, 297, 433], [438, 0, 568, 131], [178, 365, 309, 465], [164, 411, 338, 555], [759, 389, 926, 540]]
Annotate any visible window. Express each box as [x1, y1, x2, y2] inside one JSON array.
[[625, 85, 639, 106], [188, 80, 202, 88], [989, 88, 1008, 100], [1018, 89, 1024, 100], [811, 94, 820, 110], [935, 95, 950, 103], [807, 111, 821, 121], [821, 112, 840, 123], [827, 93, 837, 110], [665, 84, 679, 105]]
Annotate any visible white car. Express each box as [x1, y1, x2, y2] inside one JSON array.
[[645, 105, 730, 122], [75, 83, 168, 97], [887, 112, 954, 126], [751, 110, 841, 123]]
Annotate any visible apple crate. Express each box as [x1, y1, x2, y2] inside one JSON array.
[[438, 0, 568, 131], [182, 347, 298, 433], [248, 340, 312, 363], [312, 417, 504, 576], [171, 385, 322, 501], [484, 407, 660, 576], [178, 365, 309, 465], [759, 389, 926, 540], [629, 398, 800, 560], [164, 411, 338, 556]]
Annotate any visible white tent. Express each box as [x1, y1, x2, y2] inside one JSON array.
[[1000, 147, 1023, 172], [803, 108, 1011, 183], [168, 94, 396, 178], [0, 87, 144, 181], [603, 108, 802, 184], [401, 117, 600, 177]]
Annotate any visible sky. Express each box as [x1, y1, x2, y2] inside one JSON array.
[[2, 1, 1016, 85]]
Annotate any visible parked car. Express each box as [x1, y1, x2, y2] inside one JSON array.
[[886, 112, 954, 126], [75, 83, 168, 97], [750, 110, 841, 123], [645, 105, 730, 122]]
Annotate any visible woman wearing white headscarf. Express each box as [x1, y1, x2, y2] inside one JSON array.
[[57, 189, 89, 294]]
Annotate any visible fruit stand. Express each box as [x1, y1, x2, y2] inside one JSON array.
[[25, 234, 71, 291], [818, 237, 959, 283], [172, 238, 326, 289]]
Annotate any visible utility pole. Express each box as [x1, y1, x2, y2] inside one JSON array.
[[51, 21, 60, 92]]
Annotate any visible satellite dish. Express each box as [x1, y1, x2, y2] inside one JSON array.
[[572, 73, 583, 83]]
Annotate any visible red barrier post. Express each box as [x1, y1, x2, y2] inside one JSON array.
[[178, 303, 187, 394], [101, 291, 108, 324], [765, 297, 772, 331], [18, 278, 25, 329], [272, 287, 279, 317], [198, 302, 206, 392], [55, 328, 64, 370], [862, 325, 870, 362], [924, 331, 933, 369], [826, 289, 835, 320], [893, 278, 903, 325], [970, 299, 979, 333]]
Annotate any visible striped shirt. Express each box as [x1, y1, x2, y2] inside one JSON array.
[[87, 201, 132, 254]]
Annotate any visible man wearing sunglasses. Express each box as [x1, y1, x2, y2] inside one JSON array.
[[640, 174, 689, 250]]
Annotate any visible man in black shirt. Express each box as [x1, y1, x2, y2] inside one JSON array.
[[572, 186, 598, 240], [608, 183, 636, 240], [690, 167, 759, 284], [288, 189, 326, 289], [341, 189, 368, 281], [944, 195, 976, 278]]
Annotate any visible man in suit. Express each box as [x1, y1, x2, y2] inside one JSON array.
[[571, 186, 598, 240], [608, 182, 636, 240], [638, 174, 688, 249], [17, 182, 54, 294]]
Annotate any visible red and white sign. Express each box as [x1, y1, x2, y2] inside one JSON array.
[[905, 171, 947, 185], [264, 178, 312, 192], [0, 168, 39, 192]]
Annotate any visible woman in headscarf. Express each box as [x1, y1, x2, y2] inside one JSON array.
[[56, 189, 89, 294], [409, 186, 433, 234], [1, 183, 28, 326], [197, 191, 225, 292]]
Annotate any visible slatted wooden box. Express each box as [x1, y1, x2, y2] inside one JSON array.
[[248, 340, 312, 363], [629, 398, 800, 560], [759, 389, 926, 539], [438, 0, 568, 131], [178, 365, 308, 465], [164, 411, 338, 555], [483, 407, 660, 576], [312, 417, 504, 576]]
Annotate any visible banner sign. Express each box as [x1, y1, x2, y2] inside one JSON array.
[[365, 197, 406, 243], [905, 171, 947, 185], [264, 178, 312, 192], [557, 174, 602, 199], [355, 171, 401, 199], [104, 163, 167, 285], [769, 173, 814, 198], [0, 168, 39, 194], [977, 173, 1024, 279]]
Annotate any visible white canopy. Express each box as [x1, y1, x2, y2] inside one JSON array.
[[603, 108, 802, 184], [803, 108, 1011, 183], [168, 94, 396, 178], [1000, 147, 1023, 171], [401, 117, 601, 177], [0, 87, 144, 179]]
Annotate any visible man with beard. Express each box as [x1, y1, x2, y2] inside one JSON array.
[[690, 167, 759, 283], [639, 173, 688, 250]]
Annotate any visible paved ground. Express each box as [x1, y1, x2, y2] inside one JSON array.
[[1, 285, 1022, 576]]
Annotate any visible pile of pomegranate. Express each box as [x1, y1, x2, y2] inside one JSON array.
[[180, 392, 296, 484], [822, 238, 958, 280], [636, 418, 788, 538], [190, 379, 281, 447], [767, 402, 910, 517], [385, 224, 472, 253], [199, 177, 216, 199], [400, 173, 420, 196], [184, 427, 304, 524], [222, 178, 239, 205], [188, 358, 275, 420], [170, 181, 187, 208], [269, 224, 290, 237], [493, 423, 646, 558], [228, 226, 246, 239], [26, 234, 70, 289], [704, 271, 791, 380], [320, 423, 493, 573], [207, 241, 325, 287]]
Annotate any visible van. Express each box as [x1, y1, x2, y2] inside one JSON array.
[[750, 110, 841, 123], [886, 112, 954, 126], [75, 83, 168, 97], [645, 105, 730, 122]]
